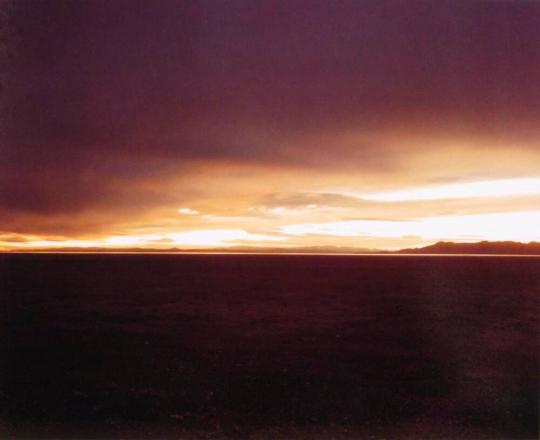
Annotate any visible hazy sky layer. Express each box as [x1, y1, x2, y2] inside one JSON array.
[[1, 0, 540, 250]]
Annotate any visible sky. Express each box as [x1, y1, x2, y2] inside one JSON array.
[[1, 0, 540, 251]]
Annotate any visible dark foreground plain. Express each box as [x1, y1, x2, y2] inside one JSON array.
[[0, 254, 538, 439]]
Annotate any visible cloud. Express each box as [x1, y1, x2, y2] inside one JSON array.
[[178, 208, 199, 215], [1, 0, 539, 245], [257, 192, 364, 209], [0, 233, 33, 243], [357, 178, 540, 202], [279, 211, 540, 243], [3, 229, 285, 250]]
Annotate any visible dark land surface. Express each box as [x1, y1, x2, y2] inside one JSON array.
[[0, 254, 538, 439]]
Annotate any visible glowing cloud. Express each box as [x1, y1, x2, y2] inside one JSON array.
[[4, 229, 285, 250], [361, 178, 540, 202], [178, 208, 200, 215], [166, 229, 283, 246], [280, 211, 540, 243]]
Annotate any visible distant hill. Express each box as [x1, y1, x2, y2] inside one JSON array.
[[397, 241, 540, 255]]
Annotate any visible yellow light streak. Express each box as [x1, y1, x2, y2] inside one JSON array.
[[361, 178, 540, 202]]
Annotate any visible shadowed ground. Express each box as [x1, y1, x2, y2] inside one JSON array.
[[0, 254, 538, 438]]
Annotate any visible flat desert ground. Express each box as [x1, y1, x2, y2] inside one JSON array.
[[1, 254, 538, 438]]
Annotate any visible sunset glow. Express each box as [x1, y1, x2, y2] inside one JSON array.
[[280, 211, 540, 243], [2, 1, 539, 252], [361, 178, 540, 202]]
